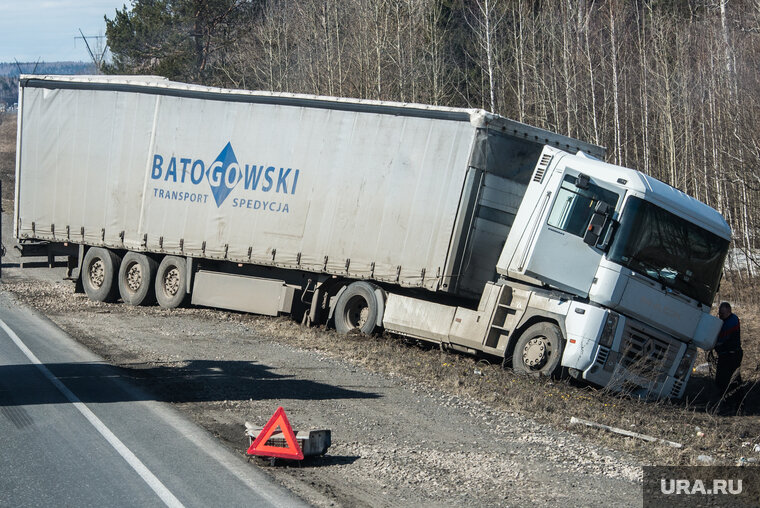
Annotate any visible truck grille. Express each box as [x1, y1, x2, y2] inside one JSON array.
[[619, 325, 678, 381]]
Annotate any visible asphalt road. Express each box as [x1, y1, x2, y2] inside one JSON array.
[[0, 291, 308, 508]]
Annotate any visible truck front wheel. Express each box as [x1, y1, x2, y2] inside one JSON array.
[[511, 322, 564, 378], [155, 256, 188, 308], [118, 252, 158, 306], [82, 247, 122, 303], [334, 281, 380, 335]]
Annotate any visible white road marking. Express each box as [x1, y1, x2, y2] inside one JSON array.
[[0, 319, 185, 508]]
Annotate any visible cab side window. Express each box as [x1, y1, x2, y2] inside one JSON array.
[[547, 174, 619, 238]]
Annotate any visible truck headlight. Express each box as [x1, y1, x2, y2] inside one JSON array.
[[599, 312, 619, 348], [675, 347, 696, 379]]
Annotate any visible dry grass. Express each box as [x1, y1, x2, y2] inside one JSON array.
[[0, 112, 17, 210], [0, 112, 15, 152], [232, 308, 760, 467]]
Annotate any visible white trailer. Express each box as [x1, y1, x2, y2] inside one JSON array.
[[15, 75, 731, 399]]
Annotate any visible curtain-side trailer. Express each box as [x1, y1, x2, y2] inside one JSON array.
[[15, 75, 731, 399]]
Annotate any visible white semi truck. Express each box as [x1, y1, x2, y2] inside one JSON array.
[[14, 75, 731, 399]]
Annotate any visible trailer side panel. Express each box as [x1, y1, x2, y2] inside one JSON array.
[[17, 82, 477, 291]]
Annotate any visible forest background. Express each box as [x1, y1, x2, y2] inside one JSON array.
[[102, 0, 760, 299]]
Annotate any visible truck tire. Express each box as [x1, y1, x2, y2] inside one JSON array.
[[334, 281, 380, 335], [511, 322, 564, 378], [155, 256, 188, 308], [82, 247, 121, 303], [118, 252, 158, 306]]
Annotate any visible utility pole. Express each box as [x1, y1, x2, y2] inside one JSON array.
[[76, 29, 108, 71]]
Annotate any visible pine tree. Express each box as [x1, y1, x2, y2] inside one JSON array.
[[104, 0, 253, 83]]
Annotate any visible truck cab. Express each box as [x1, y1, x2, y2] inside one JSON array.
[[498, 147, 731, 398]]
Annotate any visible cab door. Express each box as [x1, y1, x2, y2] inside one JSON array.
[[523, 169, 620, 298]]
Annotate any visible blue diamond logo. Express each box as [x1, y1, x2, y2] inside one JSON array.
[[206, 142, 242, 207]]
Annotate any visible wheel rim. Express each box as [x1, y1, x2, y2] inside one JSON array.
[[344, 295, 369, 329], [89, 259, 105, 288], [125, 262, 142, 293], [163, 267, 180, 296], [522, 336, 552, 370]]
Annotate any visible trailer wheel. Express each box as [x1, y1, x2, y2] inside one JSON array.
[[511, 322, 564, 378], [155, 256, 188, 308], [334, 282, 380, 335], [118, 252, 158, 306], [82, 247, 122, 303]]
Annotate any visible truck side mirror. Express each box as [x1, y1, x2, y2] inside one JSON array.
[[583, 201, 609, 247]]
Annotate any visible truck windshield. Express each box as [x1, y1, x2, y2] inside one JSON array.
[[608, 197, 729, 305]]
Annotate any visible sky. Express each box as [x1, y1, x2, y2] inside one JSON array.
[[0, 0, 126, 63]]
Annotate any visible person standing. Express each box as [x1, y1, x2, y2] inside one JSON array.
[[715, 302, 743, 402]]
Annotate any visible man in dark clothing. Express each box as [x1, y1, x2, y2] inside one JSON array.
[[715, 302, 743, 400]]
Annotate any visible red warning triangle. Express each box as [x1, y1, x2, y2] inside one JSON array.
[[246, 407, 304, 460]]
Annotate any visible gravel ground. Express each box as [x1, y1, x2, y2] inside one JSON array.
[[0, 254, 642, 507]]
